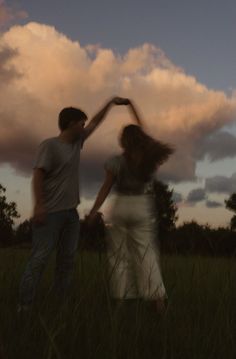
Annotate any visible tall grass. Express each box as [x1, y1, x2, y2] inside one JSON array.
[[0, 248, 235, 359]]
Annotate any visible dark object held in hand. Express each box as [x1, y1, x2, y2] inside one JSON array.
[[80, 212, 107, 252]]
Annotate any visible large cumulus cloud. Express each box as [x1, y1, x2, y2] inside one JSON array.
[[1, 22, 236, 193]]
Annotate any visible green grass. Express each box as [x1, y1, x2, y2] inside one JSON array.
[[0, 248, 235, 359]]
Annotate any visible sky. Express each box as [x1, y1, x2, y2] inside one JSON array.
[[0, 0, 236, 227]]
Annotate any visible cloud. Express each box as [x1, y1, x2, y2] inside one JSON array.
[[0, 44, 20, 83], [196, 131, 236, 162], [205, 173, 236, 194], [186, 188, 206, 205], [172, 192, 183, 204], [0, 0, 27, 28], [0, 22, 236, 196], [205, 200, 223, 208]]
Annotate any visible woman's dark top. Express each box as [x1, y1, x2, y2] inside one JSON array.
[[105, 155, 154, 195]]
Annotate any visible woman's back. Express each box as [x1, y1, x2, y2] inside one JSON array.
[[105, 154, 154, 195]]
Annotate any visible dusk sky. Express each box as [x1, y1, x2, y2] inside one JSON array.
[[0, 0, 236, 226]]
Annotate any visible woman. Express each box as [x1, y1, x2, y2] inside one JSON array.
[[87, 101, 173, 312]]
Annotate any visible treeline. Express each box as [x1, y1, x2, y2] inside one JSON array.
[[3, 217, 236, 258], [79, 218, 236, 257], [0, 182, 236, 257], [160, 222, 236, 257]]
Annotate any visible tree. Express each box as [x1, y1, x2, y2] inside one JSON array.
[[0, 184, 20, 245], [225, 193, 236, 230], [15, 219, 32, 244], [153, 180, 178, 238], [172, 221, 212, 254]]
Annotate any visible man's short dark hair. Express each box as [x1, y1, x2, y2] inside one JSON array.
[[58, 107, 87, 131]]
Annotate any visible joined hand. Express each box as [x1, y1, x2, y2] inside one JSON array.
[[112, 97, 130, 106]]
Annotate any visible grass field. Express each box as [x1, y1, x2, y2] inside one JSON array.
[[0, 248, 235, 359]]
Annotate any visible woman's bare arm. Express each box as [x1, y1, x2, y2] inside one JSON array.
[[127, 100, 144, 127], [88, 171, 115, 219]]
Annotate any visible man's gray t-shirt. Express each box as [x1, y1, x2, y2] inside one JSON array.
[[33, 137, 83, 213]]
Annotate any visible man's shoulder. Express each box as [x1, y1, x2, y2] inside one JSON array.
[[39, 137, 58, 148]]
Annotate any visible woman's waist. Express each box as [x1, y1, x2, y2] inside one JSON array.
[[116, 190, 153, 195], [110, 194, 156, 221], [112, 193, 155, 207], [115, 183, 154, 196]]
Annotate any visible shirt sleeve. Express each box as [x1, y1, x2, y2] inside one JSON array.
[[33, 141, 52, 173], [104, 156, 121, 176]]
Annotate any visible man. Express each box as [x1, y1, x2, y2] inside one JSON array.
[[18, 96, 129, 311]]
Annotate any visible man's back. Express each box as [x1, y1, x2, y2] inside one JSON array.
[[34, 136, 82, 213]]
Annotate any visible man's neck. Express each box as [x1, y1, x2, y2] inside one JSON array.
[[58, 132, 75, 144]]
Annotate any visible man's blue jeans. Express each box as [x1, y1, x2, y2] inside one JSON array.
[[19, 209, 80, 306]]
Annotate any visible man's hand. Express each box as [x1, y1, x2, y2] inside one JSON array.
[[85, 211, 98, 226], [33, 203, 46, 225]]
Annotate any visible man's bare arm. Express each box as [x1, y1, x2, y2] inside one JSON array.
[[32, 168, 46, 223]]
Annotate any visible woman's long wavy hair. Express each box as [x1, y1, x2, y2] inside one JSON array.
[[120, 124, 174, 181]]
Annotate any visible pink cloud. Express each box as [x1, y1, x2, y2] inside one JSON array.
[[0, 22, 236, 185]]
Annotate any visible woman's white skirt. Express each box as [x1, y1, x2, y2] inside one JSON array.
[[106, 194, 167, 300]]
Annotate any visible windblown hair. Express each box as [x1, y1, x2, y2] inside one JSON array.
[[120, 124, 174, 181], [58, 107, 87, 131]]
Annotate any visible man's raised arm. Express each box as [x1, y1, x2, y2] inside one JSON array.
[[82, 97, 129, 141]]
